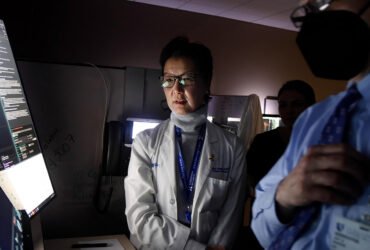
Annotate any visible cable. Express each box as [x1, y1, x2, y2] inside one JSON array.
[[83, 62, 113, 213]]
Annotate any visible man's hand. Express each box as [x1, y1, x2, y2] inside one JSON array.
[[275, 144, 369, 223]]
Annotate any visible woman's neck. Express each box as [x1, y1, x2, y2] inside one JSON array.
[[171, 105, 207, 132]]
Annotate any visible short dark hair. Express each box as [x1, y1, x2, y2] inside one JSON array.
[[159, 36, 213, 90], [278, 80, 316, 106]]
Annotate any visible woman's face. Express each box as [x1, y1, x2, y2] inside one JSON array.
[[163, 57, 208, 115], [278, 90, 310, 128]]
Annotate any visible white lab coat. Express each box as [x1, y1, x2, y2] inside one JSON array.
[[124, 119, 247, 250]]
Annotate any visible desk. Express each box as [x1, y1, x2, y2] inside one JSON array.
[[43, 234, 135, 250]]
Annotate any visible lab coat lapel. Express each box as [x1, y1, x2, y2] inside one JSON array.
[[162, 122, 177, 195]]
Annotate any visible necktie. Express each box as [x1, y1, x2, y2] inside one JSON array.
[[319, 84, 362, 144], [269, 84, 362, 250]]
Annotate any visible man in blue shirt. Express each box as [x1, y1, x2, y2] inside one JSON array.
[[252, 0, 370, 249]]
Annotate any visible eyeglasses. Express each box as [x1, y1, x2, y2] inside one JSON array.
[[290, 0, 332, 28], [159, 74, 198, 88], [291, 0, 370, 28]]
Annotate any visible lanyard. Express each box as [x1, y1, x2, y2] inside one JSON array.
[[175, 123, 206, 224]]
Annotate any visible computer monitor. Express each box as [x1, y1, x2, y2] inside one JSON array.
[[124, 117, 162, 147], [0, 19, 55, 218], [262, 114, 282, 131]]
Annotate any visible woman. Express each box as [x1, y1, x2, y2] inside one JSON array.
[[124, 37, 247, 250]]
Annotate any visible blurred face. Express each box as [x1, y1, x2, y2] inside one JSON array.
[[163, 57, 208, 115], [278, 90, 310, 128], [312, 0, 370, 69], [328, 0, 370, 75], [295, 0, 370, 80]]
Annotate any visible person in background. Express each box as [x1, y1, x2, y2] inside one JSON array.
[[247, 80, 316, 188], [124, 36, 247, 250], [252, 0, 370, 249]]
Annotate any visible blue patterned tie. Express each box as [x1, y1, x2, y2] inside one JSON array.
[[319, 84, 362, 144], [269, 84, 362, 250]]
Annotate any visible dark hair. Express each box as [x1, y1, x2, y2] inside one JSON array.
[[159, 36, 213, 90], [278, 80, 316, 105]]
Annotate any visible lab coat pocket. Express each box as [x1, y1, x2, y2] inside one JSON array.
[[201, 177, 230, 211]]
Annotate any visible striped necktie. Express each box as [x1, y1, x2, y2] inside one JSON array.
[[269, 84, 362, 250]]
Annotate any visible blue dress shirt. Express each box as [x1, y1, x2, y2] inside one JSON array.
[[251, 72, 370, 249]]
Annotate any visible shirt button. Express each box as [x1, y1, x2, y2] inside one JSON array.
[[170, 199, 175, 205]]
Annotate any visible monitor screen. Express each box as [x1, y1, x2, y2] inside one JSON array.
[[124, 117, 161, 147], [0, 19, 55, 218], [262, 115, 282, 131]]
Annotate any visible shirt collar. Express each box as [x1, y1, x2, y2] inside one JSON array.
[[348, 72, 370, 102]]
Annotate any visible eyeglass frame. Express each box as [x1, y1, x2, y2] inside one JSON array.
[[159, 73, 200, 88], [290, 0, 333, 28], [291, 0, 370, 28]]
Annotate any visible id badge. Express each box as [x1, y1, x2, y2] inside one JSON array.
[[331, 216, 370, 250]]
